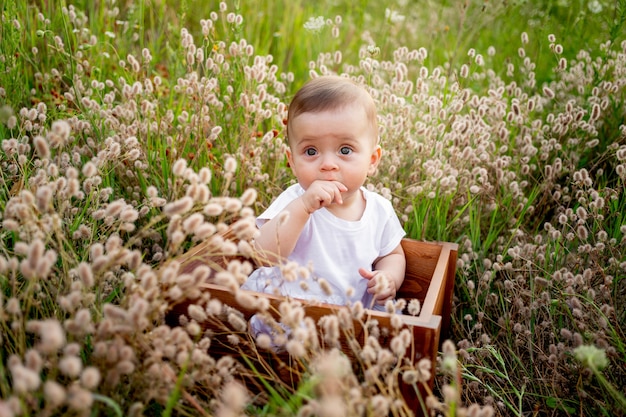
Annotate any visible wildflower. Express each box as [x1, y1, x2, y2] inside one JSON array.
[[303, 16, 325, 33], [543, 86, 555, 98], [370, 395, 390, 416], [402, 370, 419, 384], [23, 349, 42, 374], [9, 359, 41, 393], [77, 262, 94, 287], [26, 319, 66, 354], [82, 161, 97, 177], [215, 381, 248, 417], [67, 386, 93, 411], [390, 334, 407, 356], [204, 202, 223, 216], [33, 135, 50, 159], [588, 0, 603, 13], [417, 358, 432, 382], [367, 44, 380, 57], [590, 103, 601, 121], [320, 315, 340, 345], [460, 64, 469, 78], [59, 355, 83, 378], [309, 396, 342, 417], [574, 345, 608, 370], [442, 383, 460, 406], [36, 185, 53, 212], [163, 196, 194, 217], [80, 367, 101, 390], [441, 340, 457, 374], [7, 115, 17, 129], [255, 333, 272, 350], [390, 312, 402, 328], [187, 304, 207, 323], [44, 380, 66, 408], [554, 44, 563, 55], [224, 156, 238, 173], [318, 278, 333, 296], [116, 360, 135, 375], [187, 321, 201, 336], [240, 188, 257, 206], [182, 213, 204, 233], [521, 32, 529, 44], [172, 158, 187, 177], [385, 8, 405, 23], [120, 207, 139, 222], [51, 119, 71, 139], [286, 339, 306, 357], [224, 197, 242, 212], [227, 312, 248, 332]]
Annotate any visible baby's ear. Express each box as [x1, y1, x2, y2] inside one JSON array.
[[286, 148, 295, 170], [368, 145, 382, 174]]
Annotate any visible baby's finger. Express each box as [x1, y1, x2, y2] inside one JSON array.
[[375, 295, 393, 305], [333, 181, 348, 192], [359, 268, 375, 279], [330, 185, 344, 205]]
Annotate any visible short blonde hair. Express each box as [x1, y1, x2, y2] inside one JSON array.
[[287, 76, 378, 144]]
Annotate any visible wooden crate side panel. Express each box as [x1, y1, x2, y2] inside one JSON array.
[[180, 283, 442, 327], [398, 240, 442, 307], [419, 242, 458, 318], [401, 314, 442, 417], [440, 243, 458, 341], [167, 284, 442, 369], [168, 283, 442, 360]]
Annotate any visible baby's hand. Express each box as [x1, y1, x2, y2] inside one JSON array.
[[300, 180, 347, 213], [359, 268, 396, 305]]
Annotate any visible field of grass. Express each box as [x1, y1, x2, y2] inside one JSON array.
[[1, 0, 625, 416]]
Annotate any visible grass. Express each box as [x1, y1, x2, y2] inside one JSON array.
[[1, 0, 625, 416]]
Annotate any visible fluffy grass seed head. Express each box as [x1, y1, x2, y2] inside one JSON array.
[[574, 345, 608, 371], [44, 380, 67, 408], [215, 381, 248, 417], [26, 319, 66, 355]]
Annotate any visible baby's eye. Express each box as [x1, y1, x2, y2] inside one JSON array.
[[305, 148, 317, 156], [339, 146, 352, 155]]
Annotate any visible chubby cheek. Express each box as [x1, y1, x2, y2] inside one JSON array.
[[287, 160, 314, 187], [286, 150, 299, 174]]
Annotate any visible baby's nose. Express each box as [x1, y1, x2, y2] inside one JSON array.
[[320, 155, 338, 170]]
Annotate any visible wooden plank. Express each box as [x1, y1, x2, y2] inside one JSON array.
[[441, 242, 458, 341], [397, 239, 442, 309], [420, 241, 457, 318]]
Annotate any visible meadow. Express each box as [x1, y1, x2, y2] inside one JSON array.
[[0, 0, 625, 416]]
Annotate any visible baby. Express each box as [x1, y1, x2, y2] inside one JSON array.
[[242, 75, 406, 337]]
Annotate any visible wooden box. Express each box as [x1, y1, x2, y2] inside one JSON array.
[[166, 237, 458, 416]]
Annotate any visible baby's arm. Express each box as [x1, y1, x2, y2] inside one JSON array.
[[360, 243, 406, 305], [254, 180, 347, 263]]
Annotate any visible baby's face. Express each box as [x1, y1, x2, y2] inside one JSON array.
[[286, 103, 381, 197]]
